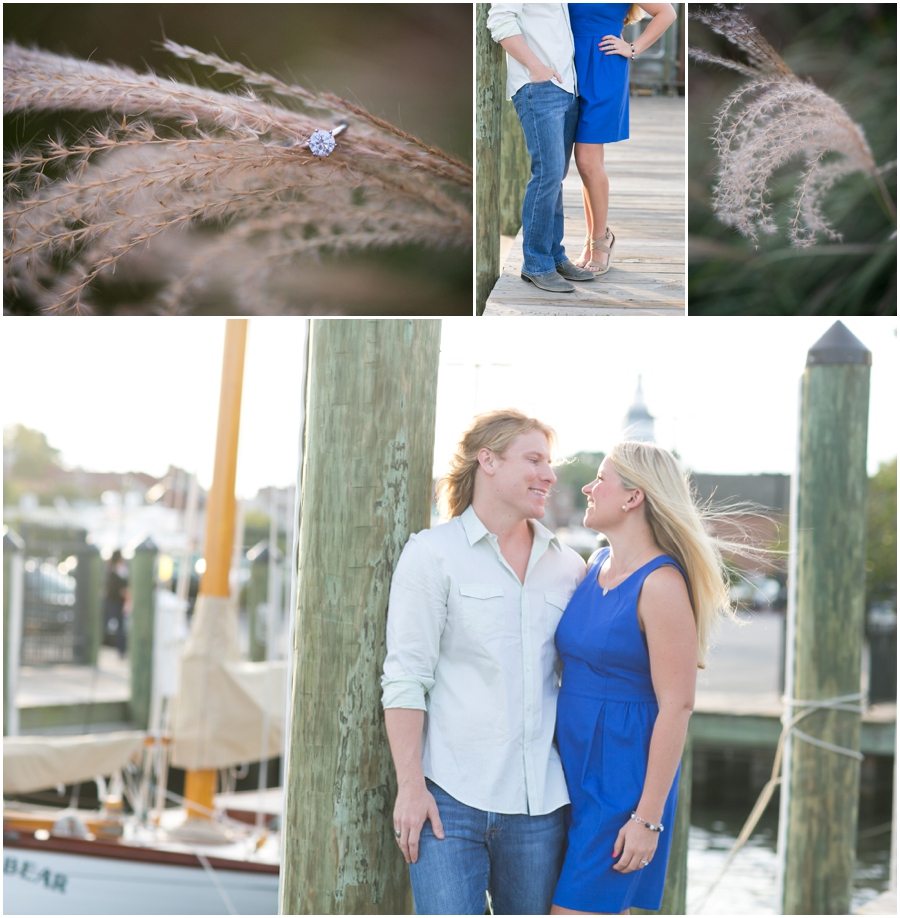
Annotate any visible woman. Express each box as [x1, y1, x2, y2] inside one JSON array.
[[569, 3, 677, 274], [551, 441, 731, 914]]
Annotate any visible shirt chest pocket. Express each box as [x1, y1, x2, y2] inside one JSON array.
[[542, 591, 569, 635], [457, 583, 506, 635]]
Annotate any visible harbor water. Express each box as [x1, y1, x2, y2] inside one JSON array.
[[685, 797, 892, 914]]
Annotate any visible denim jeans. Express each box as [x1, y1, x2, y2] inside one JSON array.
[[409, 780, 567, 915], [511, 80, 579, 276]]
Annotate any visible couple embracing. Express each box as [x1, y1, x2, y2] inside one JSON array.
[[487, 4, 676, 294], [382, 409, 731, 914]]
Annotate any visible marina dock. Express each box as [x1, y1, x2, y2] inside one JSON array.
[[483, 95, 686, 317], [9, 615, 895, 914], [13, 612, 895, 754]]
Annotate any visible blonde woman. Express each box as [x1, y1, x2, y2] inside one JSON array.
[[382, 409, 585, 914], [570, 3, 677, 274], [551, 441, 730, 914]]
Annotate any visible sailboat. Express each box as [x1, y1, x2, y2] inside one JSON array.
[[3, 320, 293, 915]]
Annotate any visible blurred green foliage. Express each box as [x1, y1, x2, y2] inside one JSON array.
[[866, 457, 897, 607], [554, 450, 605, 491], [688, 4, 896, 315]]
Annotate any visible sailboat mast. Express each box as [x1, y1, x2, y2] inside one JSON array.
[[183, 319, 248, 819]]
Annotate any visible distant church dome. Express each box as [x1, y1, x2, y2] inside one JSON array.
[[622, 376, 655, 442]]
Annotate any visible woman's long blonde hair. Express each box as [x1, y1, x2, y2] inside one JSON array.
[[608, 440, 765, 668], [436, 409, 557, 520], [624, 4, 645, 27]]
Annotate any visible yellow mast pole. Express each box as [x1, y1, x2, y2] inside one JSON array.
[[183, 319, 248, 820]]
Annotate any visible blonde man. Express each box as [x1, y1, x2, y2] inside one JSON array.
[[381, 409, 585, 914]]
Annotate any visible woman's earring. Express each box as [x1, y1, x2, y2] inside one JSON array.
[[622, 505, 627, 511]]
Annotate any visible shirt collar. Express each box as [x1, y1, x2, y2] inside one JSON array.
[[460, 505, 560, 550]]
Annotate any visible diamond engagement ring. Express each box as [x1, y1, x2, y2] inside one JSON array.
[[296, 122, 348, 157], [394, 829, 402, 838]]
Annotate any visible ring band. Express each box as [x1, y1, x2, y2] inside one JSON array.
[[640, 859, 649, 866], [394, 829, 401, 838]]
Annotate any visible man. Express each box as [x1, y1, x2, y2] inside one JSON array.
[[381, 410, 585, 914], [487, 4, 595, 293]]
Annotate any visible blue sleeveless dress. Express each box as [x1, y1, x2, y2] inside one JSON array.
[[568, 3, 631, 143], [552, 548, 685, 912]]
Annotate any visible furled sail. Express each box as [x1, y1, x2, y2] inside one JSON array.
[[3, 731, 146, 794]]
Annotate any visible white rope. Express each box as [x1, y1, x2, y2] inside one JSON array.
[[690, 691, 867, 913], [785, 691, 866, 761], [196, 852, 238, 916]]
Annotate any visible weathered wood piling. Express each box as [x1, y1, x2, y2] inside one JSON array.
[[475, 3, 502, 316], [779, 320, 872, 915], [280, 319, 441, 914]]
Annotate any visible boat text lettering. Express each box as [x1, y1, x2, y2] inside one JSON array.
[[4, 856, 68, 893]]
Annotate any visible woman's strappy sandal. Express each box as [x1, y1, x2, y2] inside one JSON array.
[[573, 234, 593, 269], [584, 228, 616, 275]]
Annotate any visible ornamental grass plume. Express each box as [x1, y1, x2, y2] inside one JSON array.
[[689, 4, 896, 249], [3, 40, 472, 315]]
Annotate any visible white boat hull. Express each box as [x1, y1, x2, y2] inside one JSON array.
[[3, 844, 278, 915]]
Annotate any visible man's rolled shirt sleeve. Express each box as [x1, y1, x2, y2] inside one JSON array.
[[486, 4, 524, 43], [381, 533, 447, 711]]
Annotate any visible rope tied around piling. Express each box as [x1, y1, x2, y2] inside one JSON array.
[[689, 690, 867, 913], [784, 691, 866, 761]]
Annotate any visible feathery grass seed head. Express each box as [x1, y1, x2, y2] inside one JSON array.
[[690, 4, 882, 248]]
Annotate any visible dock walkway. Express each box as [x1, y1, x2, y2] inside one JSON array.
[[484, 94, 685, 316], [13, 612, 894, 753]]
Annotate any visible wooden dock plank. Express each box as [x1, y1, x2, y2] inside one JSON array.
[[484, 95, 685, 316]]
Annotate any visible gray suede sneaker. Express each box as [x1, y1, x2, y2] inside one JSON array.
[[556, 259, 597, 282], [521, 271, 575, 293]]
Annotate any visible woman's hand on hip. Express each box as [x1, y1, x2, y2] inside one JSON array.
[[599, 35, 631, 57], [393, 783, 444, 865], [612, 818, 660, 873]]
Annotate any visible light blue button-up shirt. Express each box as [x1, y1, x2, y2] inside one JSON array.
[[381, 505, 585, 816], [487, 3, 577, 99]]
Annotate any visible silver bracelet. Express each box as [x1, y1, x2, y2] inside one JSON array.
[[630, 811, 663, 832], [631, 42, 637, 59]]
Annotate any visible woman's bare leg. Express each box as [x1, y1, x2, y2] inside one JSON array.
[[573, 184, 595, 267], [573, 142, 611, 271]]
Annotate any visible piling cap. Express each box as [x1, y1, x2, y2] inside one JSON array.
[[807, 321, 872, 367], [131, 536, 158, 554]]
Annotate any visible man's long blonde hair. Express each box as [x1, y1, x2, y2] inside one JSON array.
[[436, 409, 557, 520]]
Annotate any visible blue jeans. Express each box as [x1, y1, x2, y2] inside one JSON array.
[[409, 780, 567, 915], [511, 81, 579, 276]]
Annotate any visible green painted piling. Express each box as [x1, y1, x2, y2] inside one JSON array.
[[246, 541, 270, 663], [781, 321, 871, 915], [128, 537, 158, 731], [280, 319, 441, 914], [476, 2, 502, 316], [76, 544, 102, 666]]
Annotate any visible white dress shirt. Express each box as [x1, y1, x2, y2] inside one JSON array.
[[381, 505, 585, 816], [487, 3, 577, 99]]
